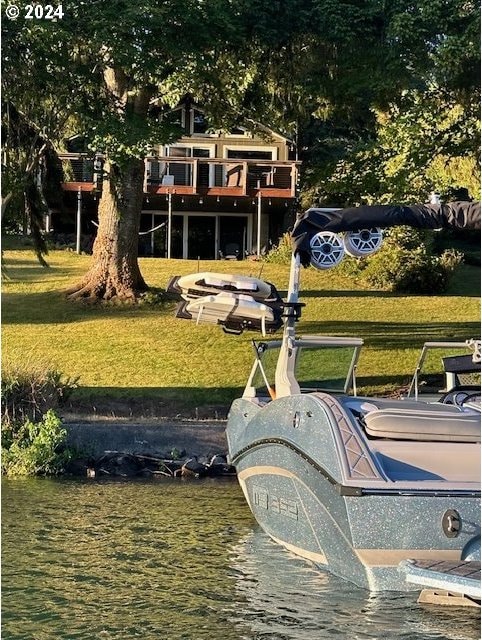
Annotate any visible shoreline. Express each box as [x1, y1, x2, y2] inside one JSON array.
[[64, 416, 228, 459], [62, 411, 231, 479], [60, 398, 232, 423]]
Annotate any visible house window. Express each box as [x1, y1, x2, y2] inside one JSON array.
[[226, 149, 275, 160], [192, 109, 208, 134], [160, 106, 186, 131], [163, 144, 216, 187], [226, 126, 251, 137], [165, 145, 213, 158], [224, 146, 278, 189]]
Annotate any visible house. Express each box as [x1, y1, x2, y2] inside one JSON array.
[[58, 99, 301, 259]]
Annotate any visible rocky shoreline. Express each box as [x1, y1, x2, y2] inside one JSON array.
[[62, 416, 234, 479], [66, 450, 237, 479]]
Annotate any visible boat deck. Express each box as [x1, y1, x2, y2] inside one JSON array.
[[400, 559, 481, 606]]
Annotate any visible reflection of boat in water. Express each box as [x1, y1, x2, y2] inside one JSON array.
[[170, 201, 481, 599], [229, 529, 480, 638]]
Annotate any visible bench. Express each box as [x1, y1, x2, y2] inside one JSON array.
[[363, 406, 480, 443]]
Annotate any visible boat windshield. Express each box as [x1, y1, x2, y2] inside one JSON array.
[[245, 336, 363, 398], [407, 340, 481, 400]]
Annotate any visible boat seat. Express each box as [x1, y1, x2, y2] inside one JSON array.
[[364, 406, 481, 443]]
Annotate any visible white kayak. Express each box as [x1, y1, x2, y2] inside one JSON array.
[[167, 272, 280, 302]]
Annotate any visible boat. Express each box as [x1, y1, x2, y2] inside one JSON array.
[[170, 201, 481, 595], [225, 327, 480, 593]]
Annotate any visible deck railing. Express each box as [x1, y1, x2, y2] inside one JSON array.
[[58, 154, 300, 197]]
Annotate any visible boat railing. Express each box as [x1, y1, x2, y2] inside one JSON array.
[[407, 340, 481, 400]]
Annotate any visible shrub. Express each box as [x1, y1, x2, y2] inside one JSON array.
[[2, 362, 77, 430], [334, 226, 463, 293], [360, 242, 463, 294], [1, 363, 77, 476], [2, 409, 71, 476], [263, 233, 293, 264]]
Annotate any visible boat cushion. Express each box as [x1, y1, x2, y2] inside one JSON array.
[[364, 407, 481, 442]]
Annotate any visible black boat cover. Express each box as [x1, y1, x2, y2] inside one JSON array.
[[292, 201, 481, 267]]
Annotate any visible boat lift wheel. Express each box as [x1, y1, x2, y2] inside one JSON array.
[[309, 231, 345, 270], [343, 227, 383, 257]]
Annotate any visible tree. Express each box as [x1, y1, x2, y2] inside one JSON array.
[[3, 1, 253, 298], [1, 11, 96, 264], [65, 1, 254, 300], [298, 0, 481, 206], [5, 0, 477, 299]]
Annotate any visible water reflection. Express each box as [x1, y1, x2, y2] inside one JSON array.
[[2, 477, 252, 640], [228, 531, 480, 640], [2, 478, 480, 640]]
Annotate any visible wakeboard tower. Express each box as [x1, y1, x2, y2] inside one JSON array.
[[167, 201, 481, 600]]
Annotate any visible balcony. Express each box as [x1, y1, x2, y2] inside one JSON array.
[[58, 154, 300, 198], [58, 154, 96, 192]]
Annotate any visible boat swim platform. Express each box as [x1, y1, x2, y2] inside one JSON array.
[[399, 559, 481, 607]]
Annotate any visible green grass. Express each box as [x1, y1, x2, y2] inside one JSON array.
[[2, 238, 480, 409]]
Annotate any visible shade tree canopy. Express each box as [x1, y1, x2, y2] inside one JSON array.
[[298, 0, 480, 206], [2, 0, 479, 299]]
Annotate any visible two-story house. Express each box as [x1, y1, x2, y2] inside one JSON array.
[[58, 99, 301, 259]]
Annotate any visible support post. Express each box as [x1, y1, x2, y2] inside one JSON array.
[[167, 191, 172, 259], [242, 161, 248, 195], [274, 253, 302, 398], [150, 212, 155, 256], [76, 188, 82, 254], [192, 158, 198, 194], [44, 211, 51, 233], [143, 159, 149, 193], [290, 162, 297, 196], [257, 192, 262, 257]]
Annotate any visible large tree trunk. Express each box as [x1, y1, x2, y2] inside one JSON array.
[[66, 158, 148, 301], [67, 75, 153, 302]]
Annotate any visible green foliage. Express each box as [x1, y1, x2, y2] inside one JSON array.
[[299, 0, 480, 206], [362, 246, 463, 293], [383, 226, 436, 252], [337, 228, 464, 293], [1, 362, 78, 431], [305, 88, 480, 206], [88, 117, 182, 166], [2, 362, 76, 476], [2, 410, 71, 477], [427, 156, 480, 201], [263, 233, 294, 264]]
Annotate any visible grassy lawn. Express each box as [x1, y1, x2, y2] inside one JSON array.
[[2, 237, 480, 412]]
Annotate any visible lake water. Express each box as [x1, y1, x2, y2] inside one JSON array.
[[2, 478, 480, 640]]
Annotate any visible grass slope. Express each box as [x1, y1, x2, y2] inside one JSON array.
[[2, 240, 480, 413]]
